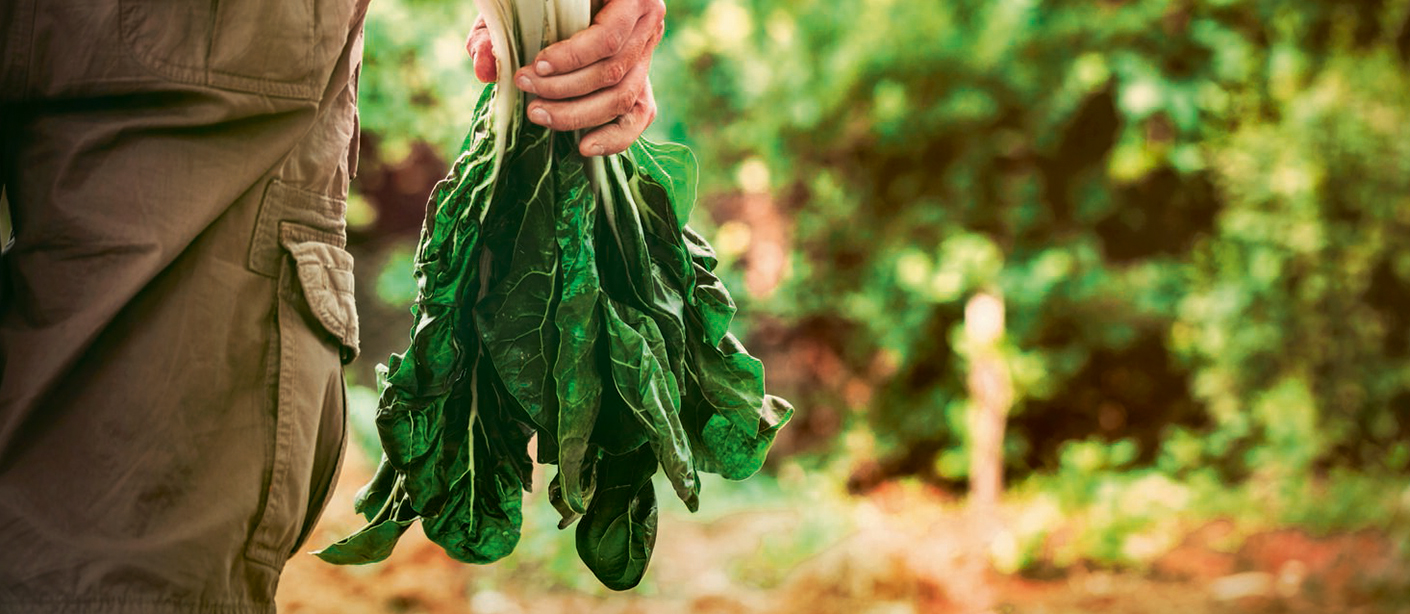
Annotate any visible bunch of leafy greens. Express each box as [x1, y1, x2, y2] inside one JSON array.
[[316, 0, 792, 591]]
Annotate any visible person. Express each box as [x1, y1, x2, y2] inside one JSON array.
[[0, 0, 664, 612]]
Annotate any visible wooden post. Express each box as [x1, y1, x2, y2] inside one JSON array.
[[965, 291, 1012, 511], [956, 291, 1011, 614]]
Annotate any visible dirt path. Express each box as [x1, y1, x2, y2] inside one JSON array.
[[276, 455, 1408, 614]]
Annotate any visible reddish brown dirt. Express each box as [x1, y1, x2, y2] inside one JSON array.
[[276, 457, 1409, 614]]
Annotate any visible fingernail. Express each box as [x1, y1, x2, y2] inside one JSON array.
[[535, 60, 554, 76], [590, 143, 605, 156], [529, 107, 551, 125], [516, 74, 534, 93]]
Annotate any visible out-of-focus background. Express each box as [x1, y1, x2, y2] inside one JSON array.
[[279, 0, 1410, 612]]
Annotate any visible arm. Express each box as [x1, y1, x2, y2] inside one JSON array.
[[466, 0, 666, 157]]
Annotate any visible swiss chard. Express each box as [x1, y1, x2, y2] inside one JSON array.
[[317, 0, 792, 590]]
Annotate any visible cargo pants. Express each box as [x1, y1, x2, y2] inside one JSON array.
[[0, 0, 370, 611]]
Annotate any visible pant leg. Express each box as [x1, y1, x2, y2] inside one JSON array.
[[0, 1, 369, 612]]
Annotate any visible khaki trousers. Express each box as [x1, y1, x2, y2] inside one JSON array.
[[0, 0, 369, 611]]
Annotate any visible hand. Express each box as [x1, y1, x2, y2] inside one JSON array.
[[465, 0, 666, 157]]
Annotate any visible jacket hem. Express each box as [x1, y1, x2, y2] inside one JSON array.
[[0, 598, 275, 614]]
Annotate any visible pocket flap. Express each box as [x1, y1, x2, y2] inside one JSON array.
[[280, 222, 360, 363]]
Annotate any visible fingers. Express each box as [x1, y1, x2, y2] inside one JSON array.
[[465, 17, 497, 83], [579, 79, 657, 157], [515, 15, 662, 100], [530, 0, 665, 77], [525, 57, 650, 133], [496, 0, 666, 155]]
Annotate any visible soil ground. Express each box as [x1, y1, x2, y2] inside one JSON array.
[[276, 452, 1410, 614]]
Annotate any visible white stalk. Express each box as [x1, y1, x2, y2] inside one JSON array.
[[595, 154, 620, 247], [472, 0, 520, 185], [609, 154, 649, 249], [517, 0, 548, 65], [548, 0, 614, 220], [557, 0, 591, 39], [473, 0, 600, 193]]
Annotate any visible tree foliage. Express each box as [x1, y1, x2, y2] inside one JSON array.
[[647, 0, 1410, 478], [355, 0, 1410, 483]]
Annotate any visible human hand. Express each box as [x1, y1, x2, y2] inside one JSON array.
[[465, 0, 666, 157]]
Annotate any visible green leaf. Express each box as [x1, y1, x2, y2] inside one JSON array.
[[354, 455, 397, 522], [602, 298, 699, 511], [422, 463, 524, 564], [548, 470, 585, 529], [690, 332, 767, 438], [483, 371, 537, 492], [552, 134, 607, 514], [475, 124, 562, 435], [693, 395, 795, 480], [681, 225, 718, 271], [598, 156, 694, 404], [680, 259, 759, 438], [422, 358, 530, 565], [688, 260, 737, 349], [374, 394, 452, 515], [679, 228, 735, 345], [628, 147, 699, 308], [315, 482, 418, 565], [575, 445, 659, 591], [645, 264, 690, 386], [591, 384, 650, 455], [595, 159, 657, 311], [371, 86, 502, 516], [629, 138, 699, 230]]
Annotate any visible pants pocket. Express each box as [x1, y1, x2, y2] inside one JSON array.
[[290, 369, 350, 555], [244, 219, 359, 568]]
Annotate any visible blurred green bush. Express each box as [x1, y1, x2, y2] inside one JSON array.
[[647, 0, 1410, 482], [353, 0, 1410, 490]]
